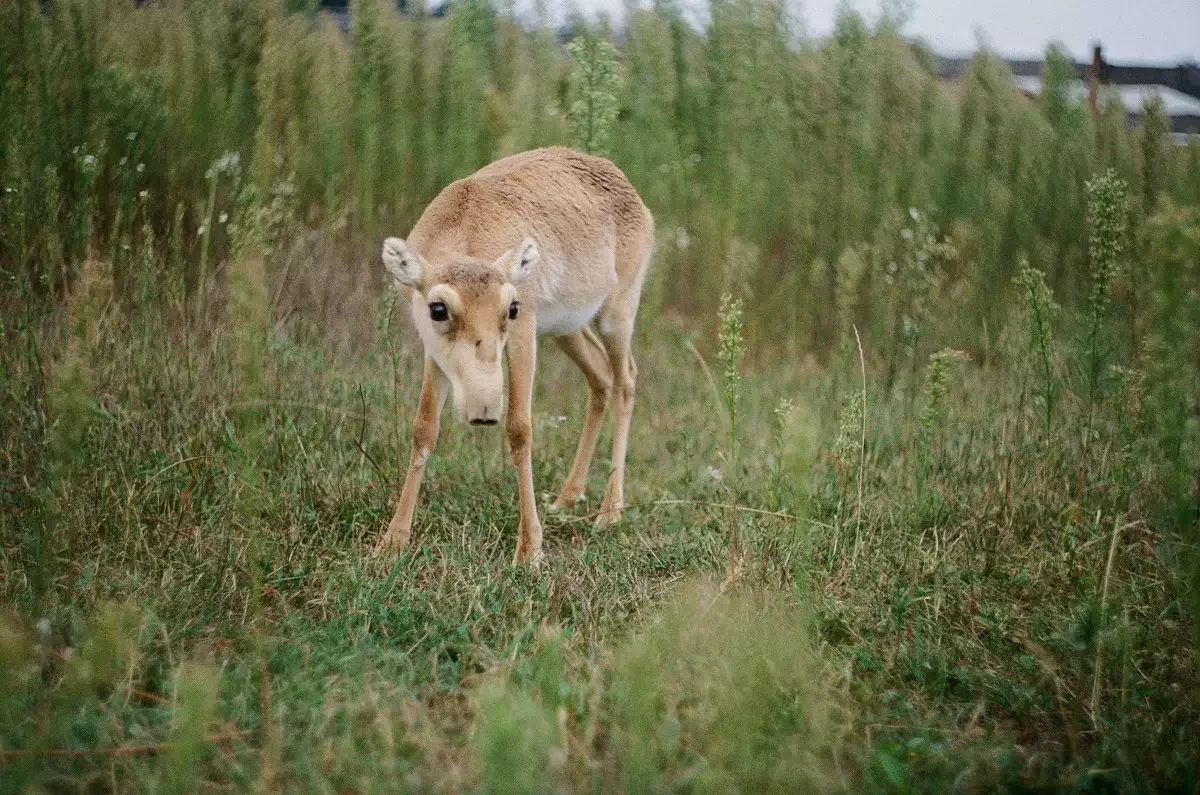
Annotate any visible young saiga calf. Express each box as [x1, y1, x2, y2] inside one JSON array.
[[374, 147, 654, 566]]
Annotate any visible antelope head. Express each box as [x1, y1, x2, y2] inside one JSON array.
[[381, 236, 539, 425]]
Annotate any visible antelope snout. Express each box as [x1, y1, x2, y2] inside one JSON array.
[[465, 398, 502, 426], [444, 343, 505, 426], [458, 369, 504, 427]]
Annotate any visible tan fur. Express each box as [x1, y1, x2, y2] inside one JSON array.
[[374, 147, 654, 567]]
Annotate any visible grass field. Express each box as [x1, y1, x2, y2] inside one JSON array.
[[2, 0, 1199, 791]]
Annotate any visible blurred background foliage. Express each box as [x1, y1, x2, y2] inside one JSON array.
[[3, 0, 1196, 359]]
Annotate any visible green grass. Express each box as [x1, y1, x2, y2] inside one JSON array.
[[1, 279, 1196, 789]]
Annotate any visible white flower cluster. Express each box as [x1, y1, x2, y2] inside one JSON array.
[[206, 151, 243, 181]]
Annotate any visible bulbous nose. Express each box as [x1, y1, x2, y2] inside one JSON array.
[[457, 350, 503, 426], [468, 405, 499, 426]]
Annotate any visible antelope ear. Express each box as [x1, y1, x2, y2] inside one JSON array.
[[503, 237, 539, 285], [382, 237, 423, 289]]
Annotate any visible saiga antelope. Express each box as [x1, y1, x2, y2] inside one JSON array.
[[374, 147, 654, 566]]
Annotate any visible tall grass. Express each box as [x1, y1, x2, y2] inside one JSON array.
[[4, 0, 1196, 354]]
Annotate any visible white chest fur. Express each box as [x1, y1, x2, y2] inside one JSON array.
[[535, 299, 604, 337]]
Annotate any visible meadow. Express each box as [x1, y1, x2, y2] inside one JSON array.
[[1, 0, 1199, 790]]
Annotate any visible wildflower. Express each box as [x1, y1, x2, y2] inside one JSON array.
[[717, 293, 745, 402], [774, 397, 795, 426], [1085, 169, 1128, 327], [136, 163, 145, 174], [82, 155, 96, 168], [676, 227, 691, 250], [126, 131, 138, 141], [36, 618, 52, 637], [1014, 259, 1060, 430], [567, 37, 621, 156], [119, 156, 128, 167], [909, 207, 921, 222], [138, 190, 148, 200], [832, 391, 864, 480], [216, 151, 242, 175], [1015, 260, 1058, 360], [717, 292, 746, 472], [218, 211, 229, 224], [919, 349, 970, 453], [708, 466, 723, 481], [1084, 168, 1129, 407], [197, 225, 207, 236], [901, 228, 914, 240]]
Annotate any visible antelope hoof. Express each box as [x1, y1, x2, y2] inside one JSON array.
[[512, 520, 544, 567], [372, 535, 401, 558], [552, 488, 586, 512], [594, 504, 623, 528], [512, 544, 545, 569], [372, 519, 411, 558]]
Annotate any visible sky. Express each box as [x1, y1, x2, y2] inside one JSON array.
[[554, 0, 1199, 64]]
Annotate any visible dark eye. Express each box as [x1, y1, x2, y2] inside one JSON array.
[[508, 301, 519, 320], [429, 302, 449, 322]]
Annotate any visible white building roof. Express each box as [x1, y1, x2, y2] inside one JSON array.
[[1013, 76, 1200, 117]]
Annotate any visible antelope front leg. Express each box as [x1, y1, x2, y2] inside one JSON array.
[[374, 357, 447, 557], [506, 324, 543, 567]]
